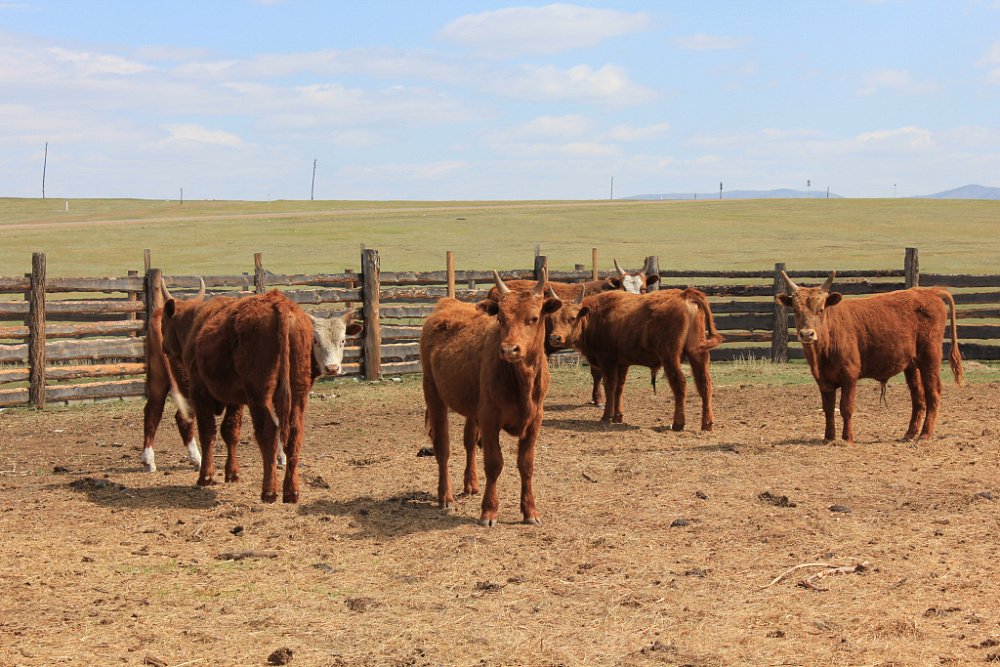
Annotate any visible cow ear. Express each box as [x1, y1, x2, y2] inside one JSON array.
[[163, 298, 177, 318], [776, 294, 793, 308], [646, 274, 659, 287], [345, 322, 363, 336], [604, 277, 622, 290], [476, 300, 499, 316], [576, 306, 591, 319], [542, 298, 562, 315], [825, 292, 843, 308]]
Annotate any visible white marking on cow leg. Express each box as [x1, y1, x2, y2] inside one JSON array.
[[277, 449, 287, 466], [186, 438, 202, 469], [141, 448, 156, 473]]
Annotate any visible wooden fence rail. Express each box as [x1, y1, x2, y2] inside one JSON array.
[[2, 246, 998, 408]]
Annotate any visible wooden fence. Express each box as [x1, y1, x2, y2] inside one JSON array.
[[2, 247, 998, 408]]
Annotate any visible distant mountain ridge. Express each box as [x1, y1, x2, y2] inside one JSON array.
[[623, 185, 1000, 200], [911, 184, 1000, 200]]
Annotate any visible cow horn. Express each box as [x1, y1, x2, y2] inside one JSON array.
[[339, 308, 357, 323], [548, 285, 558, 299], [575, 285, 585, 305], [821, 271, 836, 293], [532, 267, 548, 296], [194, 277, 206, 302], [613, 258, 626, 276], [780, 270, 798, 293], [492, 270, 511, 296], [159, 280, 173, 303]]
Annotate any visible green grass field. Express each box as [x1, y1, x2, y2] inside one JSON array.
[[1, 197, 998, 277]]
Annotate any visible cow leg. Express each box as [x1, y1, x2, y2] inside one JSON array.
[[517, 417, 542, 525], [462, 418, 480, 495], [423, 377, 454, 509], [918, 361, 943, 440], [590, 365, 605, 408], [478, 421, 504, 527], [281, 398, 305, 503], [820, 389, 837, 443], [220, 405, 243, 483], [687, 349, 714, 431], [173, 411, 201, 470], [140, 385, 168, 473], [248, 405, 280, 503], [194, 403, 219, 487], [612, 366, 629, 423], [663, 359, 687, 431], [902, 366, 925, 440], [599, 365, 617, 423], [839, 380, 857, 445]]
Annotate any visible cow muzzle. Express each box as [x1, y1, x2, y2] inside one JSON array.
[[548, 333, 563, 346], [323, 364, 342, 376], [500, 344, 523, 361], [797, 329, 818, 344]]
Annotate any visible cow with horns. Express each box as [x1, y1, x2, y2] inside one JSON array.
[[776, 270, 963, 445], [420, 269, 562, 526], [547, 286, 723, 429]]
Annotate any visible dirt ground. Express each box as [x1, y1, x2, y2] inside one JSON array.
[[1, 366, 999, 667]]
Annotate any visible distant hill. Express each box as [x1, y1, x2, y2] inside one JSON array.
[[623, 188, 843, 200], [911, 184, 1000, 200]]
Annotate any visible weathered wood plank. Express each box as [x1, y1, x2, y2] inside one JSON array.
[[380, 325, 422, 340], [956, 324, 1000, 339], [921, 274, 1000, 288], [0, 363, 146, 384], [951, 292, 1000, 305], [0, 300, 147, 318], [955, 307, 1000, 319], [0, 379, 147, 407], [713, 313, 774, 332], [0, 338, 145, 364], [381, 305, 437, 319], [0, 321, 145, 340], [43, 277, 145, 293], [280, 288, 361, 305]]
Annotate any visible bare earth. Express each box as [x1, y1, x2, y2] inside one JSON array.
[[1, 369, 998, 667]]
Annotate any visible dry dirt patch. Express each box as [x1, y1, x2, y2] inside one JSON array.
[[1, 371, 999, 666]]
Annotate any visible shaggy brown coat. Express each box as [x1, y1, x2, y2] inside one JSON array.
[[554, 288, 723, 429], [162, 290, 315, 503], [421, 271, 562, 526], [776, 271, 963, 444]]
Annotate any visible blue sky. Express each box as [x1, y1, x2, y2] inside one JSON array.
[[1, 0, 999, 200]]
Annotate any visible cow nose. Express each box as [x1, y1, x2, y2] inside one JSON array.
[[325, 364, 341, 375], [549, 334, 562, 345], [500, 344, 521, 360], [798, 329, 818, 343]]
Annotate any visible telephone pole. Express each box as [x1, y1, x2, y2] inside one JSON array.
[[311, 159, 317, 200]]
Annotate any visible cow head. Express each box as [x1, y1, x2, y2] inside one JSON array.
[[606, 258, 660, 294], [775, 270, 843, 344], [309, 310, 363, 376], [547, 284, 590, 349], [159, 277, 207, 361], [477, 269, 562, 362]]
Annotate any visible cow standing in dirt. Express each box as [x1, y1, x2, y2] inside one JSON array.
[[548, 287, 723, 430], [162, 290, 349, 503], [776, 271, 963, 445], [421, 269, 562, 526]]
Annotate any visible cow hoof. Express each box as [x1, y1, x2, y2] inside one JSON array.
[[440, 501, 454, 510], [282, 493, 299, 504], [141, 463, 155, 473], [701, 422, 714, 432], [522, 517, 541, 525], [672, 424, 684, 432], [478, 517, 499, 528], [225, 473, 240, 483], [594, 402, 605, 409], [197, 475, 214, 487], [261, 491, 278, 504], [612, 416, 624, 424]]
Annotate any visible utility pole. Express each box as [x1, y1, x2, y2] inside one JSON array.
[[311, 159, 317, 201], [719, 182, 723, 200], [610, 176, 614, 200], [42, 142, 48, 199]]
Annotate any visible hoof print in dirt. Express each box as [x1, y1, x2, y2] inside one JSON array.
[[828, 505, 852, 513], [267, 647, 294, 665], [309, 475, 331, 489], [758, 491, 796, 507]]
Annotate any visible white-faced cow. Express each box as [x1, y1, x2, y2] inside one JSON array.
[[161, 290, 359, 502], [607, 258, 659, 294], [776, 270, 963, 445], [421, 269, 562, 526], [548, 287, 723, 429]]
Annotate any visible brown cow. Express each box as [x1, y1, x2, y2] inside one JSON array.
[[162, 289, 316, 503], [776, 271, 963, 444], [549, 288, 723, 429], [421, 269, 562, 526], [141, 279, 205, 473]]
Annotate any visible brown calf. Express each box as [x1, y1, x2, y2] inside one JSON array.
[[162, 290, 315, 503], [421, 269, 562, 526], [776, 271, 963, 444], [550, 288, 723, 429]]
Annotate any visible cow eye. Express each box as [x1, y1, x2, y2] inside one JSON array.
[[529, 316, 538, 325]]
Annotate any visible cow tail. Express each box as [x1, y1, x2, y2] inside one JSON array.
[[168, 369, 193, 422], [269, 305, 294, 456], [687, 289, 724, 351], [938, 288, 964, 386]]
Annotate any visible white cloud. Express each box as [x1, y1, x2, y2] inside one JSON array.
[[436, 4, 652, 58], [49, 47, 151, 76], [158, 124, 251, 149], [671, 34, 749, 51], [610, 123, 671, 141], [976, 41, 1000, 83], [857, 69, 938, 96], [486, 64, 658, 105]]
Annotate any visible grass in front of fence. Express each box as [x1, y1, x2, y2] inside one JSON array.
[[2, 197, 998, 276]]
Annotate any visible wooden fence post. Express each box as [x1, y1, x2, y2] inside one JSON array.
[[905, 247, 919, 288], [254, 252, 266, 294], [646, 255, 659, 292], [361, 248, 382, 381], [534, 254, 548, 279], [144, 249, 151, 274], [28, 252, 46, 408], [592, 248, 599, 281], [127, 270, 139, 336], [446, 251, 455, 299], [145, 268, 164, 398], [770, 262, 789, 363]]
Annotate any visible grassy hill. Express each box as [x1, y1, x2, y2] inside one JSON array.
[[1, 197, 998, 276]]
